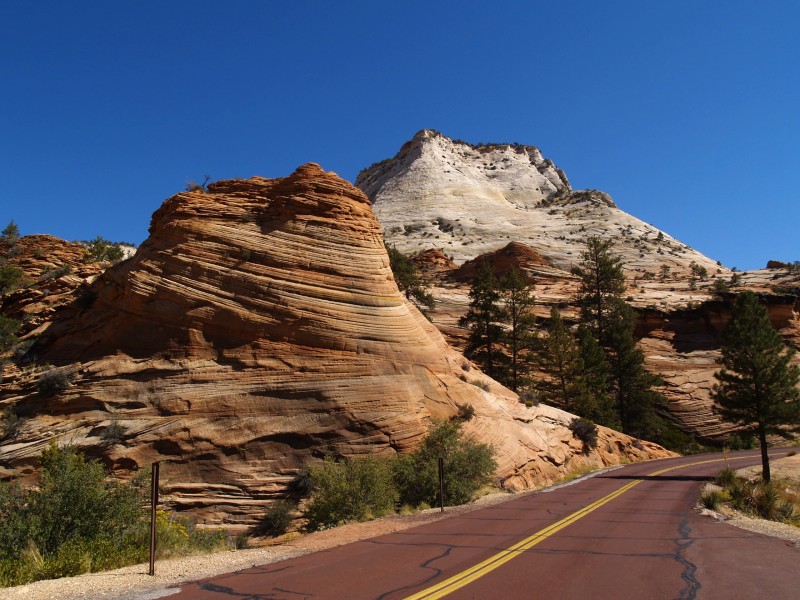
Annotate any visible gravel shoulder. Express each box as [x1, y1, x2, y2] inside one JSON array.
[[697, 453, 800, 545]]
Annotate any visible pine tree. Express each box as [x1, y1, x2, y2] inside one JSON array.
[[387, 245, 434, 310], [571, 237, 626, 346], [712, 291, 800, 482], [575, 325, 619, 429], [604, 298, 664, 438], [459, 263, 509, 383], [1, 220, 20, 243], [535, 307, 584, 411], [499, 268, 536, 392]]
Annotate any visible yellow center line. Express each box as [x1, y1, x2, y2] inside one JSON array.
[[404, 454, 760, 600]]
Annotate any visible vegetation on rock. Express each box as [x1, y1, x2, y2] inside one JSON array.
[[83, 236, 124, 263], [460, 263, 509, 383], [387, 245, 434, 310]]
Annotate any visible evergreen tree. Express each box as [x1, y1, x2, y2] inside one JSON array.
[[0, 263, 25, 296], [499, 268, 536, 392], [0, 315, 21, 353], [535, 307, 584, 411], [712, 291, 800, 482], [575, 325, 619, 428], [571, 237, 625, 346], [387, 245, 434, 310], [1, 220, 20, 243], [604, 298, 664, 438], [459, 263, 509, 383]]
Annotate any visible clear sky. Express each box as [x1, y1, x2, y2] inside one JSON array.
[[1, 1, 798, 270]]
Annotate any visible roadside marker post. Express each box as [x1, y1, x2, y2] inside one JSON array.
[[149, 461, 160, 576], [438, 457, 445, 513]]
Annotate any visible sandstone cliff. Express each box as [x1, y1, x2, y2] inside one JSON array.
[[0, 235, 111, 339], [358, 130, 722, 278], [411, 240, 800, 441], [357, 131, 798, 442], [0, 165, 668, 526]]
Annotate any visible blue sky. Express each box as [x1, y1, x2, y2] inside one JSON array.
[[1, 1, 797, 270]]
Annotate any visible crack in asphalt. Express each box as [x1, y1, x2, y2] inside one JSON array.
[[674, 513, 700, 600], [375, 544, 456, 600], [196, 581, 313, 599]]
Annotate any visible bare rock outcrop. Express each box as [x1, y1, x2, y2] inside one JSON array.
[[0, 235, 110, 338], [358, 130, 722, 279], [454, 241, 551, 283], [0, 164, 669, 526]]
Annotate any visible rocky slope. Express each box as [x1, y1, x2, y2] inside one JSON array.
[[0, 235, 112, 339], [0, 165, 669, 526], [359, 131, 799, 442], [358, 129, 723, 279]]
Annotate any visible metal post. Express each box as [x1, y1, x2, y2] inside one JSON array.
[[438, 457, 445, 513], [149, 461, 160, 576]]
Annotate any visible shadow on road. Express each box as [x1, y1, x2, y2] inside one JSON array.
[[599, 474, 713, 482]]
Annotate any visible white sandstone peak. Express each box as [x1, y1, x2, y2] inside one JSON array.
[[357, 130, 723, 278]]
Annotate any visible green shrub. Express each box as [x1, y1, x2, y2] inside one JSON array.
[[700, 490, 724, 510], [393, 420, 496, 508], [303, 456, 398, 531], [727, 432, 756, 450], [518, 390, 539, 407], [569, 418, 599, 452], [0, 444, 226, 588], [37, 367, 73, 396], [101, 418, 126, 444], [39, 264, 72, 282], [288, 469, 314, 497], [255, 500, 295, 537], [715, 468, 738, 488], [454, 402, 475, 421], [0, 315, 20, 352], [1, 221, 20, 243], [0, 407, 21, 439], [0, 264, 25, 296], [84, 237, 124, 263]]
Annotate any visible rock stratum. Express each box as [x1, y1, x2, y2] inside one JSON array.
[[357, 129, 722, 278], [0, 164, 669, 526], [358, 131, 800, 441]]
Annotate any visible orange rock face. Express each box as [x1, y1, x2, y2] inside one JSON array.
[[0, 235, 107, 338], [454, 241, 551, 283], [0, 165, 670, 525]]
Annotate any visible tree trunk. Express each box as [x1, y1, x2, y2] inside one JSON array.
[[758, 426, 771, 483]]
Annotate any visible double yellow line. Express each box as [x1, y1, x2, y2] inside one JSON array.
[[405, 455, 754, 599]]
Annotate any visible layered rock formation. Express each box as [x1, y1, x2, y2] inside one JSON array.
[[0, 235, 110, 338], [0, 164, 669, 526], [357, 130, 722, 278], [360, 131, 799, 442]]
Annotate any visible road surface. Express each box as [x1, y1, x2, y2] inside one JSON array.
[[167, 451, 799, 599]]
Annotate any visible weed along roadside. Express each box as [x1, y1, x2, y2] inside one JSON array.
[[699, 453, 800, 532], [0, 446, 230, 588], [267, 419, 496, 535]]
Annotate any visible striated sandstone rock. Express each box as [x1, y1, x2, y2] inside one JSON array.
[[358, 130, 722, 278], [356, 130, 799, 443], [411, 248, 457, 278], [0, 235, 110, 338], [453, 241, 551, 283], [0, 164, 670, 526]]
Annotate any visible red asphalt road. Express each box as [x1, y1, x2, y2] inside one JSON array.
[[168, 451, 799, 600]]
